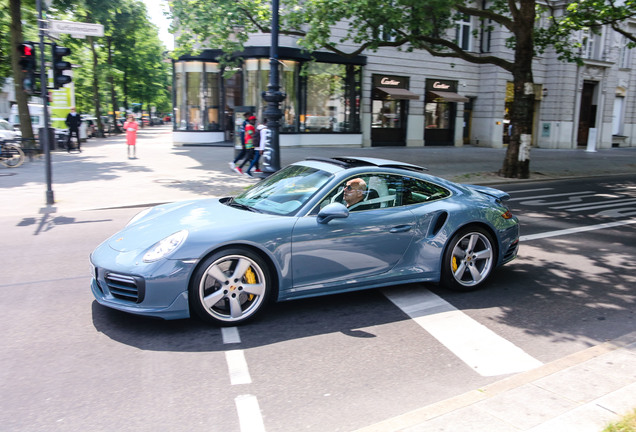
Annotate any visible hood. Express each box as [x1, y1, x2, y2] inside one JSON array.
[[107, 198, 273, 253]]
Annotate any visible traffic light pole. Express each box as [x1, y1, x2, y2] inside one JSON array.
[[37, 0, 54, 205]]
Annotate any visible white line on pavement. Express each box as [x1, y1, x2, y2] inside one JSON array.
[[222, 326, 241, 344], [560, 198, 636, 211], [226, 350, 252, 385], [383, 288, 543, 377], [509, 191, 594, 202], [520, 218, 636, 241], [235, 394, 266, 432]]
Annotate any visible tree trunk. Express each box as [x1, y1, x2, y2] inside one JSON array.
[[9, 0, 35, 142], [89, 36, 104, 137], [107, 37, 122, 134], [500, 0, 536, 179]]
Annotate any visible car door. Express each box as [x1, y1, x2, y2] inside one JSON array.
[[289, 174, 415, 292]]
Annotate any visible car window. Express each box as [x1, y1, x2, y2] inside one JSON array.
[[233, 165, 332, 215], [401, 177, 451, 205], [315, 174, 399, 213]]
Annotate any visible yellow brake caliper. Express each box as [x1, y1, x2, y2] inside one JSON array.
[[452, 256, 458, 272], [245, 267, 256, 300]]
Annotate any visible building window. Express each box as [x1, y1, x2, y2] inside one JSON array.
[[301, 63, 361, 133], [581, 27, 604, 60], [620, 36, 632, 69], [455, 14, 472, 51]]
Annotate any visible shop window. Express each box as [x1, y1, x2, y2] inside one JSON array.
[[244, 59, 299, 132], [425, 101, 451, 130], [186, 61, 203, 130], [205, 63, 220, 131], [174, 62, 185, 130], [302, 63, 361, 133]]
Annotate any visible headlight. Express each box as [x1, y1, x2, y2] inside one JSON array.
[[143, 230, 188, 262]]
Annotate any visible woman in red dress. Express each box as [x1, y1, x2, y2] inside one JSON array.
[[124, 114, 139, 159]]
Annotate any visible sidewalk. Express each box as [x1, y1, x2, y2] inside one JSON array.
[[2, 124, 635, 217], [2, 126, 636, 432]]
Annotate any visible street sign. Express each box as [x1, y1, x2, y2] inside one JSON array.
[[48, 20, 104, 37]]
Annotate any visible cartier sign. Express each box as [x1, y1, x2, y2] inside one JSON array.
[[381, 77, 401, 86], [433, 81, 450, 90], [373, 74, 408, 89], [426, 79, 457, 92]]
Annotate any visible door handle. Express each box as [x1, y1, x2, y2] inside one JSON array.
[[390, 225, 412, 233]]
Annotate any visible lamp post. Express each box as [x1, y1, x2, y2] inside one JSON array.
[[261, 0, 286, 173]]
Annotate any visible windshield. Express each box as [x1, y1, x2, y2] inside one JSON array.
[[233, 165, 333, 215]]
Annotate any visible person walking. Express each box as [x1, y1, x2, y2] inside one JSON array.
[[123, 114, 139, 159], [235, 115, 258, 174], [229, 112, 251, 173], [245, 119, 268, 177], [65, 107, 82, 152]]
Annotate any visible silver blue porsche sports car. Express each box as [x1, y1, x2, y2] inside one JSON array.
[[90, 157, 519, 325]]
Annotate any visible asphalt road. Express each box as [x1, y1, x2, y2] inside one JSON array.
[[1, 175, 634, 431]]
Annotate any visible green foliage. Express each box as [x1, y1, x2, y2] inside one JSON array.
[[0, 0, 170, 119]]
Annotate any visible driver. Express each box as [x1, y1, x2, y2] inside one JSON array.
[[343, 178, 367, 208]]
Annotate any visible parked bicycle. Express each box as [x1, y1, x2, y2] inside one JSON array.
[[0, 140, 25, 168]]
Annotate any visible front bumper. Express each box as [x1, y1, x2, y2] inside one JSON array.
[[90, 250, 196, 320]]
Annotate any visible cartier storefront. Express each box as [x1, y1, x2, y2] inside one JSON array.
[[371, 74, 419, 146], [425, 79, 469, 146]]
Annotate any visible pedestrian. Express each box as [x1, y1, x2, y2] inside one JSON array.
[[245, 118, 268, 177], [235, 115, 258, 174], [124, 114, 139, 159], [229, 112, 251, 173], [65, 107, 82, 152]]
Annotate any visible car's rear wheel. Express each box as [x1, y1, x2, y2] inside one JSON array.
[[441, 226, 495, 291], [190, 248, 272, 325]]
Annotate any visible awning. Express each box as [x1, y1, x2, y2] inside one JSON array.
[[375, 87, 420, 100], [428, 91, 469, 103]]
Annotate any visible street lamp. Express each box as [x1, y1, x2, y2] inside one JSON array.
[[261, 0, 286, 173]]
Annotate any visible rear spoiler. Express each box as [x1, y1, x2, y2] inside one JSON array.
[[466, 184, 510, 202]]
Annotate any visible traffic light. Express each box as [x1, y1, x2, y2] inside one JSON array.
[[51, 44, 72, 89], [18, 42, 37, 94]]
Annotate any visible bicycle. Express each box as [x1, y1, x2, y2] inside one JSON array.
[[0, 140, 26, 168]]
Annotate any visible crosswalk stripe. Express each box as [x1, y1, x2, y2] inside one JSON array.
[[383, 287, 543, 377]]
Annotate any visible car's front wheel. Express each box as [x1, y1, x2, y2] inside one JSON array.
[[441, 226, 495, 291], [190, 248, 272, 325]]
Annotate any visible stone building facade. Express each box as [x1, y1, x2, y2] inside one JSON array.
[[172, 11, 636, 150]]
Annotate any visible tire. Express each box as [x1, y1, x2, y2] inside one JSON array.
[[189, 248, 272, 325], [1, 144, 25, 168], [441, 226, 495, 291]]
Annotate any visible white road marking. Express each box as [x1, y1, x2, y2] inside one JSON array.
[[560, 198, 636, 212], [222, 326, 241, 344], [383, 288, 543, 377], [226, 350, 252, 385], [520, 218, 636, 241], [235, 394, 266, 432], [509, 190, 593, 202]]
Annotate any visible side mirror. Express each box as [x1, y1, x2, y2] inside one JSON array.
[[317, 202, 349, 224]]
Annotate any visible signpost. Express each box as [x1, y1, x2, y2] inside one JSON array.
[[48, 20, 104, 37]]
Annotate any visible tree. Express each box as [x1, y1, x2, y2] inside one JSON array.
[[169, 0, 583, 178], [8, 0, 35, 141], [549, 0, 636, 46]]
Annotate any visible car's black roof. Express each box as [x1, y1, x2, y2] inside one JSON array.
[[305, 156, 428, 172]]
